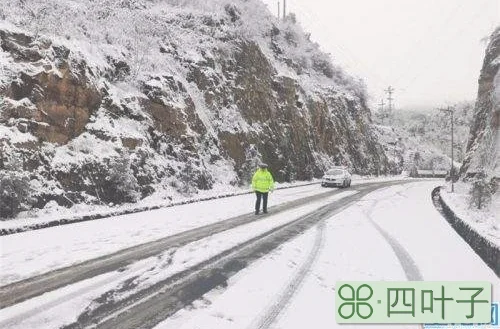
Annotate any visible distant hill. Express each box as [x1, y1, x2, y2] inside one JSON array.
[[373, 102, 473, 174]]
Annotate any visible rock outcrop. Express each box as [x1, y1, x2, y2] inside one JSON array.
[[0, 0, 389, 218], [1, 31, 102, 145], [460, 27, 500, 179]]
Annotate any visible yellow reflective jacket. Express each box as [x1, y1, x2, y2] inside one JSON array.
[[252, 169, 274, 193]]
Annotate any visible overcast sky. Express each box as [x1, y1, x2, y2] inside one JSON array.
[[260, 0, 499, 110]]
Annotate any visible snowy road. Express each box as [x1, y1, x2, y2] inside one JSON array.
[[0, 180, 399, 306], [0, 180, 498, 329], [156, 181, 500, 329], [0, 179, 393, 286]]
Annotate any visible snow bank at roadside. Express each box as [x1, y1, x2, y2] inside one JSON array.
[[0, 180, 317, 234], [1, 176, 408, 235], [0, 175, 405, 236], [440, 182, 499, 248]]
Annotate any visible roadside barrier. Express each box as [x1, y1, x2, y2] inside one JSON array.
[[432, 186, 499, 276]]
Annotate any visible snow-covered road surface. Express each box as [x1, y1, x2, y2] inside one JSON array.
[[0, 179, 398, 286], [0, 182, 343, 286], [0, 180, 400, 328], [155, 181, 499, 329], [1, 180, 497, 329]]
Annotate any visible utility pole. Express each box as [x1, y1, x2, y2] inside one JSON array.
[[378, 98, 385, 122], [378, 99, 385, 112], [451, 107, 454, 192], [439, 106, 455, 192], [393, 140, 397, 175], [378, 98, 386, 124], [385, 86, 394, 113], [277, 1, 280, 19], [283, 0, 286, 20]]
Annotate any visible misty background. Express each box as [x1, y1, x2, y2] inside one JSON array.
[[260, 0, 499, 110]]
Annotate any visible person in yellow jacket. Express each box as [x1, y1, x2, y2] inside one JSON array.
[[251, 163, 274, 215]]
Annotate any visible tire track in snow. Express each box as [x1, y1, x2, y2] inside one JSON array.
[[369, 220, 423, 281], [0, 271, 132, 329], [60, 183, 400, 329], [251, 183, 423, 329], [250, 221, 326, 329], [0, 185, 344, 309], [363, 185, 424, 281], [363, 185, 426, 329], [0, 181, 321, 236], [0, 180, 410, 309]]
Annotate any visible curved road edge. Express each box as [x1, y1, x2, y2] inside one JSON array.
[[432, 186, 500, 276]]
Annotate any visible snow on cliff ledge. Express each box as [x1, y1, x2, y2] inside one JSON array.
[[0, 0, 388, 219]]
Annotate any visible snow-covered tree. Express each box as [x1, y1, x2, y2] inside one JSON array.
[[104, 155, 141, 204]]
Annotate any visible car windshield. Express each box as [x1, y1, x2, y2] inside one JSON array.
[[326, 169, 343, 175]]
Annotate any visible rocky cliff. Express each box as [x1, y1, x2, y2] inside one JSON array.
[[460, 27, 500, 179], [0, 0, 388, 218]]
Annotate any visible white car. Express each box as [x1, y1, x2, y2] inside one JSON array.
[[321, 167, 352, 188]]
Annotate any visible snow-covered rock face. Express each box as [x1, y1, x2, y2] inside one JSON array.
[[0, 30, 102, 145], [461, 27, 500, 179], [373, 124, 456, 175], [0, 0, 388, 218]]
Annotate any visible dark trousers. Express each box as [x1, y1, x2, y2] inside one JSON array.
[[255, 191, 268, 213]]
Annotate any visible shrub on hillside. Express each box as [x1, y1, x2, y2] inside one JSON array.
[[469, 173, 498, 209], [102, 155, 141, 204], [0, 171, 35, 218]]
